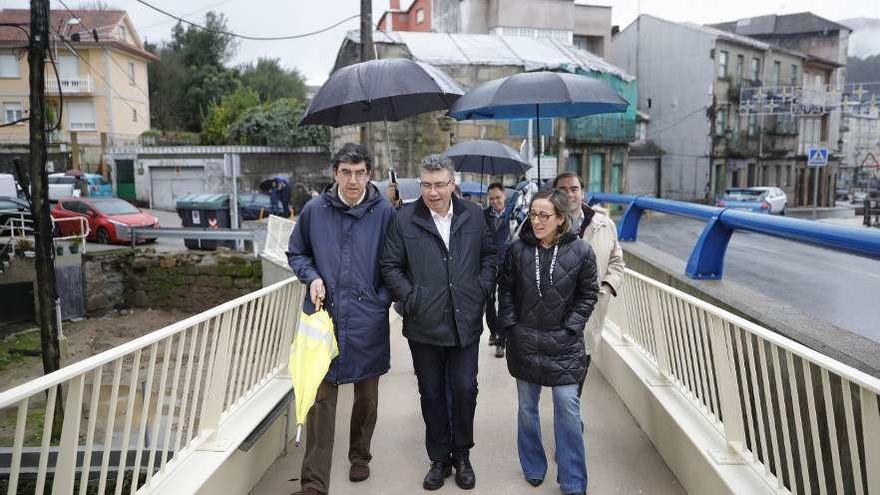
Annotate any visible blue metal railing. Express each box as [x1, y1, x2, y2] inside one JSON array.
[[587, 192, 880, 279]]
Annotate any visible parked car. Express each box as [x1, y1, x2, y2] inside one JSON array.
[[0, 174, 18, 198], [237, 192, 272, 220], [0, 196, 31, 235], [852, 191, 868, 203], [716, 187, 787, 215], [372, 178, 421, 204], [48, 173, 113, 201], [47, 174, 76, 202], [52, 197, 159, 244]]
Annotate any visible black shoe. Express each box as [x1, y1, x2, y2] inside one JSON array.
[[453, 458, 476, 490], [526, 478, 543, 487], [494, 345, 505, 358], [423, 461, 452, 490]]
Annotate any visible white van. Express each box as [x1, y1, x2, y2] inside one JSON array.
[[0, 173, 17, 198], [47, 173, 76, 202]]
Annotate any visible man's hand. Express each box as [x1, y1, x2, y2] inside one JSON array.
[[310, 278, 326, 311]]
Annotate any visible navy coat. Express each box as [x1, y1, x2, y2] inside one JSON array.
[[287, 183, 395, 384]]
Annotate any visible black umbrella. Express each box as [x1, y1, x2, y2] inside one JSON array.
[[299, 58, 464, 127], [447, 71, 628, 183], [443, 139, 531, 176]]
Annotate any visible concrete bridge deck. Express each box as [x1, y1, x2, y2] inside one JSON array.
[[252, 314, 684, 495]]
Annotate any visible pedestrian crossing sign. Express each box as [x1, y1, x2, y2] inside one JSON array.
[[807, 147, 828, 167]]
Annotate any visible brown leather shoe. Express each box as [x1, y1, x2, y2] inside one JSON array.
[[349, 463, 370, 482]]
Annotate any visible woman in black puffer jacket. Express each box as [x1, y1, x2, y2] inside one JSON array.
[[498, 189, 599, 495]]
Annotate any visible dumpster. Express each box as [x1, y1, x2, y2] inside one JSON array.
[[176, 193, 236, 250]]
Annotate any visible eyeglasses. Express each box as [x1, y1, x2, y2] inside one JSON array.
[[528, 211, 556, 223], [419, 178, 454, 191], [557, 185, 582, 194], [337, 169, 369, 180]]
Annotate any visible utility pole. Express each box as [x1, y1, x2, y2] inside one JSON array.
[[29, 0, 62, 379]]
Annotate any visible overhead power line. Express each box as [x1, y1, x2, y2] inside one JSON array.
[[131, 0, 359, 41]]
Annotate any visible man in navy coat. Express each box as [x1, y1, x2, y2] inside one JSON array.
[[287, 143, 395, 495]]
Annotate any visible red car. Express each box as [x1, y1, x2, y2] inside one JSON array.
[[52, 197, 159, 244]]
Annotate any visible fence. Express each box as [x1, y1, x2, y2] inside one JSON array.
[[0, 277, 304, 494], [606, 268, 880, 494]]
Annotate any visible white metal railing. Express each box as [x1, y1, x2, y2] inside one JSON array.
[[0, 277, 304, 494], [45, 76, 94, 94], [607, 269, 880, 495]]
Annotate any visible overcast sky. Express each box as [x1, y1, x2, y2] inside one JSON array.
[[7, 1, 880, 84]]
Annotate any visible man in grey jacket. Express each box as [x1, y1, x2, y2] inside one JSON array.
[[554, 172, 625, 355]]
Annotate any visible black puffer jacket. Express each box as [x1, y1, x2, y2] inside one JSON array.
[[498, 220, 599, 386], [380, 196, 496, 347]]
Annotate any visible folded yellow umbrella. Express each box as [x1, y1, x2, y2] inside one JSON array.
[[289, 308, 338, 445]]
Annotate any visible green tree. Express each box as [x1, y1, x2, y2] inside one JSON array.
[[239, 58, 307, 102], [201, 86, 261, 144], [228, 98, 328, 148]]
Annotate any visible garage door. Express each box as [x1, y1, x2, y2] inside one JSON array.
[[150, 167, 206, 210]]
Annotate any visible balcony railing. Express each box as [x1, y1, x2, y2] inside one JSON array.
[[45, 76, 93, 94]]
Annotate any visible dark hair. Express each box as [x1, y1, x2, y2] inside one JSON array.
[[530, 189, 572, 235], [332, 142, 372, 172], [552, 171, 582, 189], [487, 182, 504, 193], [421, 154, 456, 178]]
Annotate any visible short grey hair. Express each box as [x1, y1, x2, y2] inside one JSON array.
[[421, 154, 456, 179]]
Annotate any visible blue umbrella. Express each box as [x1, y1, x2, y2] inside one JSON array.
[[447, 71, 629, 183]]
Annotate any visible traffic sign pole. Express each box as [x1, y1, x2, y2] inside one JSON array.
[[813, 167, 819, 219]]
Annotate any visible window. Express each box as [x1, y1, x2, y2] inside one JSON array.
[[68, 101, 96, 130], [773, 61, 781, 87], [751, 58, 760, 82], [132, 108, 137, 122], [748, 115, 757, 137], [718, 51, 729, 78], [790, 64, 799, 86], [0, 51, 20, 78], [715, 108, 727, 136], [732, 112, 740, 138], [416, 8, 425, 24], [735, 55, 744, 85], [3, 102, 22, 124], [814, 74, 823, 89], [127, 61, 135, 84]]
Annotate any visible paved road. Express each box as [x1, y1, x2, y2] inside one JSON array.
[[634, 213, 880, 343]]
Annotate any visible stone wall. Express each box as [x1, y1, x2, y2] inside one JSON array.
[[83, 249, 262, 315]]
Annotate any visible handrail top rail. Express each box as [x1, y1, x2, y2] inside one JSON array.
[[0, 276, 301, 409], [625, 268, 880, 395]]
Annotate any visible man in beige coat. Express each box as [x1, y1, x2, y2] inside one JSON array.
[[553, 172, 625, 357]]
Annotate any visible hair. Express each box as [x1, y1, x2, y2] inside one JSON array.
[[530, 189, 572, 236], [332, 142, 372, 172], [487, 182, 505, 193], [420, 154, 456, 179], [552, 171, 583, 189]]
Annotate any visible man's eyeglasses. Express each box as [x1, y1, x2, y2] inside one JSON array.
[[528, 211, 556, 223], [557, 186, 582, 194], [337, 169, 369, 180], [420, 178, 454, 191]]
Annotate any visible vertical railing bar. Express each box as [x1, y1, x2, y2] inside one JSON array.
[[803, 359, 828, 495], [618, 277, 634, 341], [226, 303, 247, 409], [52, 374, 85, 495], [757, 338, 783, 488], [276, 284, 300, 371], [745, 331, 771, 475], [35, 385, 58, 495], [8, 398, 29, 495], [157, 328, 188, 476], [174, 323, 200, 457], [200, 309, 235, 441], [670, 296, 695, 395], [115, 349, 144, 495], [699, 310, 721, 419], [222, 305, 243, 411], [266, 289, 288, 374], [244, 296, 268, 391], [733, 325, 757, 461], [667, 292, 690, 390], [771, 346, 798, 495], [640, 281, 656, 357], [820, 368, 845, 495], [189, 317, 217, 443], [234, 299, 258, 402], [688, 303, 713, 413], [203, 316, 223, 420], [97, 358, 124, 495], [647, 284, 672, 380], [706, 314, 746, 453], [635, 281, 651, 355], [78, 367, 104, 495], [142, 337, 172, 489], [129, 342, 160, 495], [254, 291, 279, 381], [859, 388, 880, 493], [657, 291, 679, 379], [841, 379, 864, 495], [787, 351, 812, 495], [626, 279, 644, 349], [679, 298, 704, 405]]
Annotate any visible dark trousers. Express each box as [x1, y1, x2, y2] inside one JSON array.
[[485, 287, 504, 346], [300, 377, 380, 494], [408, 339, 479, 463]]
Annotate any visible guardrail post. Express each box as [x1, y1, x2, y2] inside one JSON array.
[[617, 200, 644, 241], [198, 310, 235, 451], [706, 314, 747, 464], [685, 214, 733, 280]]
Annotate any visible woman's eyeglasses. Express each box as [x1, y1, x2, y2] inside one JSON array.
[[528, 211, 556, 223]]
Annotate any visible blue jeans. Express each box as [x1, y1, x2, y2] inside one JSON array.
[[516, 379, 587, 494]]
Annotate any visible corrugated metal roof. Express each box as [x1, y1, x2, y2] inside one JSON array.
[[348, 30, 634, 81]]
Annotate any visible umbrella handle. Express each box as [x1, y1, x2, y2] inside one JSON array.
[[295, 424, 303, 447]]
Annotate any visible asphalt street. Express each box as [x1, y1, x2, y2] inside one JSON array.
[[633, 213, 880, 343]]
